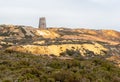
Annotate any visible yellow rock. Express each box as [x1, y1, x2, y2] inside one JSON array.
[[102, 30, 120, 38], [6, 43, 108, 56], [33, 41, 45, 45], [34, 29, 60, 39], [0, 41, 6, 45], [0, 37, 5, 40]]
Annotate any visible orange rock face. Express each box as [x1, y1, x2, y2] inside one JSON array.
[[59, 29, 120, 45], [102, 30, 120, 38]]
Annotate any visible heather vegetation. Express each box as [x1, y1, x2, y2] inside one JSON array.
[[0, 51, 120, 82]]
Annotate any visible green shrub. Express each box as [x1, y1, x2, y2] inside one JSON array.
[[0, 51, 120, 82]]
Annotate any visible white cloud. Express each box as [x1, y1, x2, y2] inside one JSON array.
[[90, 0, 119, 4], [0, 0, 120, 31]]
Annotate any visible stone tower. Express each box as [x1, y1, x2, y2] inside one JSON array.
[[39, 17, 46, 29]]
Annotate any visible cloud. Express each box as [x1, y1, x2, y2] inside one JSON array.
[[90, 0, 119, 4], [0, 0, 120, 31]]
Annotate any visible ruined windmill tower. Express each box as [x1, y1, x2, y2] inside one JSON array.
[[39, 17, 46, 29]]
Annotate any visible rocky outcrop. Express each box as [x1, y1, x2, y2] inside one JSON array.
[[0, 24, 120, 58], [34, 29, 60, 39], [58, 28, 120, 45], [6, 42, 108, 56], [0, 25, 60, 39]]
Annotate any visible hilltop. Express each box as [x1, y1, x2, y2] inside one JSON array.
[[0, 25, 120, 54], [0, 24, 120, 65]]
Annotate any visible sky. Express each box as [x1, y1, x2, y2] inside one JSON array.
[[0, 0, 120, 31]]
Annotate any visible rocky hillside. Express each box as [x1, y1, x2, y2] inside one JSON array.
[[0, 25, 120, 66]]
